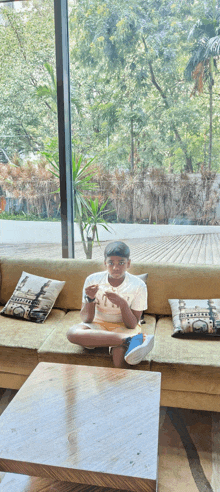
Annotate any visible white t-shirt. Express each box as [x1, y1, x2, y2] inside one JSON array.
[[82, 271, 148, 324]]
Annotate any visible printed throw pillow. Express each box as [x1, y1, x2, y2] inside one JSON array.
[[1, 271, 65, 323], [168, 299, 220, 337]]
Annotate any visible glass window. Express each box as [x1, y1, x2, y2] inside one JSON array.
[[0, 0, 62, 259]]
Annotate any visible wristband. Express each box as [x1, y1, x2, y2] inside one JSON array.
[[85, 295, 96, 303]]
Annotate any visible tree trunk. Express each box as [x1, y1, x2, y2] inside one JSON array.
[[130, 109, 134, 172], [204, 132, 207, 166], [79, 218, 88, 258], [86, 238, 93, 259], [208, 77, 213, 171], [129, 105, 135, 222], [129, 186, 135, 222], [143, 47, 193, 172], [185, 156, 193, 173], [86, 227, 96, 259]]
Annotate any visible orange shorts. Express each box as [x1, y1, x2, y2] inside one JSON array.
[[79, 321, 140, 351]]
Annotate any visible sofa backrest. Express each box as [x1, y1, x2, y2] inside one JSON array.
[[0, 258, 105, 311], [134, 262, 220, 315], [1, 257, 220, 314]]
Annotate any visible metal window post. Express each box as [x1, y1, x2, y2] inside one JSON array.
[[54, 0, 74, 258]]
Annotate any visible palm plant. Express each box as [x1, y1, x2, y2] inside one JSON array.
[[43, 142, 112, 257], [36, 63, 58, 113], [36, 62, 82, 114], [185, 10, 220, 170], [81, 198, 113, 259], [48, 149, 96, 215], [42, 139, 96, 217]]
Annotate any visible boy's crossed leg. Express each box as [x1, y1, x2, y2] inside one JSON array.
[[67, 324, 129, 368], [66, 324, 154, 368]]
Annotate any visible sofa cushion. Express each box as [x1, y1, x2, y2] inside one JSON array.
[[0, 308, 66, 376], [151, 317, 220, 396], [1, 271, 65, 323], [168, 298, 220, 337], [0, 307, 66, 350], [38, 311, 156, 369]]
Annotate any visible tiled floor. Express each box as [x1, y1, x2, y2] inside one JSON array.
[[0, 233, 220, 264]]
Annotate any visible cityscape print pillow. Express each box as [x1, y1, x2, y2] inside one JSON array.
[[168, 299, 220, 337], [1, 271, 65, 323]]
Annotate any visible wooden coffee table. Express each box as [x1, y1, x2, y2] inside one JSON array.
[[0, 362, 161, 492]]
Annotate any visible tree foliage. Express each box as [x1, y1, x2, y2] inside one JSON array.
[[0, 0, 220, 172], [185, 5, 220, 169], [0, 0, 57, 155]]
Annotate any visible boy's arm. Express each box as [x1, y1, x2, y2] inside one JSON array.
[[80, 301, 96, 323], [104, 292, 141, 329], [80, 284, 98, 323], [120, 303, 142, 329]]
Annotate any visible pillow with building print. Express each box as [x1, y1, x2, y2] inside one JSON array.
[[168, 299, 220, 338], [1, 271, 65, 323]]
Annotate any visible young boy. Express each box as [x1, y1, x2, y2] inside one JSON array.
[[67, 241, 154, 368]]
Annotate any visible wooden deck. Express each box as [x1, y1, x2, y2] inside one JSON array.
[[76, 233, 220, 265], [0, 233, 220, 265], [121, 233, 220, 265]]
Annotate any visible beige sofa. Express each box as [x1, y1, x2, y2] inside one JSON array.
[[1, 256, 220, 412]]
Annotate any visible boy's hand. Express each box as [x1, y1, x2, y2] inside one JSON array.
[[85, 284, 99, 299], [104, 291, 126, 308]]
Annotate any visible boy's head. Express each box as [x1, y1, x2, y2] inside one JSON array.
[[104, 242, 130, 281], [104, 241, 130, 260]]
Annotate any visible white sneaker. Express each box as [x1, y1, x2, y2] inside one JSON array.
[[124, 333, 154, 365]]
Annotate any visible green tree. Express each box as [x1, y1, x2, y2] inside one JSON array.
[[0, 0, 56, 156], [185, 6, 220, 170], [69, 0, 202, 172], [1, 0, 220, 176]]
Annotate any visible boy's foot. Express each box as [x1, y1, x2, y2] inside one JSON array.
[[124, 333, 154, 365]]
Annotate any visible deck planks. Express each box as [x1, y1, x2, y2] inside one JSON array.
[[0, 233, 219, 265], [80, 233, 220, 265], [124, 233, 220, 265]]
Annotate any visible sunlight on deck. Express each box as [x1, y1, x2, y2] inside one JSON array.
[[0, 233, 220, 265]]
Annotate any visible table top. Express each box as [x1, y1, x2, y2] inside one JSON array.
[[0, 362, 161, 492]]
